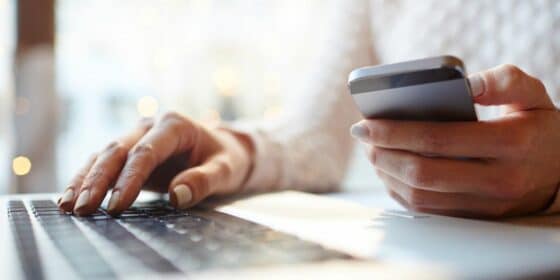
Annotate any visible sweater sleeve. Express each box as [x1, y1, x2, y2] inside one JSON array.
[[226, 0, 376, 193]]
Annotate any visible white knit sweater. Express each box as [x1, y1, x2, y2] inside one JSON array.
[[233, 0, 560, 212]]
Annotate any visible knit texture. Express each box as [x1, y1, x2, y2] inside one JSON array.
[[233, 0, 560, 211]]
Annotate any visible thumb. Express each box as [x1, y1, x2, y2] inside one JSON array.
[[168, 156, 232, 209], [469, 64, 554, 112]]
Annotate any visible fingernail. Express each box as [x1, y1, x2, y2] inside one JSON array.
[[74, 190, 90, 213], [468, 74, 485, 97], [350, 123, 369, 142], [173, 184, 192, 209], [60, 189, 74, 205], [107, 191, 120, 212]]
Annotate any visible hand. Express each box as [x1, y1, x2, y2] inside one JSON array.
[[58, 112, 254, 216], [351, 64, 560, 218]]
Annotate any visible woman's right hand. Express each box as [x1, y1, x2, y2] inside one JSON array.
[[57, 112, 254, 216]]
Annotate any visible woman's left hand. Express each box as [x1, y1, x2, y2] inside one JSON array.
[[351, 64, 560, 218]]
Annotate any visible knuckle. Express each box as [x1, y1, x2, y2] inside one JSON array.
[[129, 143, 156, 161], [161, 111, 187, 125], [497, 64, 524, 90], [138, 117, 154, 131], [500, 64, 523, 79], [160, 111, 197, 138], [118, 166, 143, 184], [103, 141, 128, 157], [88, 152, 99, 162], [82, 167, 106, 189], [87, 168, 105, 181], [407, 189, 428, 208], [214, 159, 233, 179]]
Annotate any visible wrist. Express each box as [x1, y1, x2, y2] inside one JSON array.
[[216, 127, 256, 192]]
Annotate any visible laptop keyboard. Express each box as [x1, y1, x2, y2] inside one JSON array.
[[7, 200, 45, 280], [7, 199, 352, 279], [30, 200, 119, 279]]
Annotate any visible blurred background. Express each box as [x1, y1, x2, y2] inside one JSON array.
[[0, 0, 378, 194]]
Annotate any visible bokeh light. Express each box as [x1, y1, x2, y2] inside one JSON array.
[[12, 156, 32, 176], [213, 66, 238, 96], [137, 95, 159, 117]]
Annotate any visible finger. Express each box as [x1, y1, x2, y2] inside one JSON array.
[[377, 170, 513, 218], [469, 64, 555, 112], [387, 189, 410, 210], [58, 154, 97, 212], [352, 118, 516, 158], [72, 119, 153, 216], [107, 113, 200, 215], [370, 147, 521, 200], [169, 155, 233, 209], [376, 168, 409, 209], [71, 142, 132, 215]]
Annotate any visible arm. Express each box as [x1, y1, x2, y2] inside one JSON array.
[[58, 0, 376, 215]]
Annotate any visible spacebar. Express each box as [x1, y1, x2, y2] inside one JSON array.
[[79, 217, 182, 274]]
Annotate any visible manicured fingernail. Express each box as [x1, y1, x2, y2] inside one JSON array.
[[60, 189, 74, 205], [468, 74, 485, 97], [173, 184, 192, 209], [107, 191, 120, 212], [350, 123, 369, 142], [74, 190, 90, 213]]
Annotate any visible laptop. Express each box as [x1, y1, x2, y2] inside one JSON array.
[[3, 191, 560, 279], [1, 191, 363, 279]]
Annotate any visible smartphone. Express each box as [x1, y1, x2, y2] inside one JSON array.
[[347, 55, 478, 122]]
